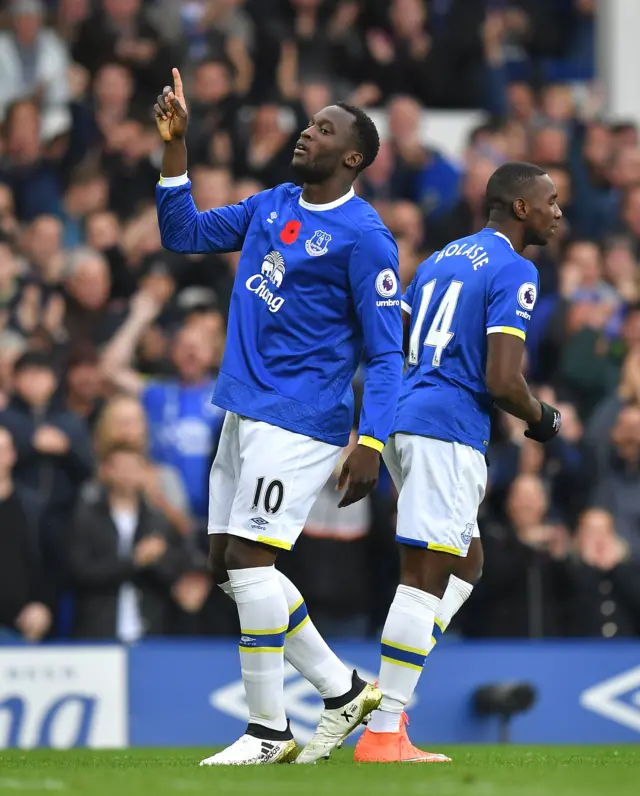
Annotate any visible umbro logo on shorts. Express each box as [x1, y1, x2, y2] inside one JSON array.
[[251, 517, 268, 527]]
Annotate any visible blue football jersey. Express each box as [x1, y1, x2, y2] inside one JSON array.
[[156, 177, 403, 448], [395, 229, 540, 452]]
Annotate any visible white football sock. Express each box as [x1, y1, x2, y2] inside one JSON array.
[[277, 571, 353, 700], [228, 566, 289, 732], [427, 575, 474, 654], [220, 573, 352, 700], [368, 585, 440, 734]]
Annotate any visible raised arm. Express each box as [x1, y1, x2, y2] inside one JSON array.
[[154, 68, 262, 254]]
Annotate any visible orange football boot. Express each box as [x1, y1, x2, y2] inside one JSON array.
[[354, 712, 452, 763]]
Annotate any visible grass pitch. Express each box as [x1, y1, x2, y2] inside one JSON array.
[[1, 746, 639, 796]]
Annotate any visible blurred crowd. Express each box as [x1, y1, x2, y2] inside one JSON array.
[[1, 0, 639, 645]]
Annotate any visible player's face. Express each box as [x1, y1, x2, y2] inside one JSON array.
[[291, 106, 361, 183], [523, 174, 562, 247]]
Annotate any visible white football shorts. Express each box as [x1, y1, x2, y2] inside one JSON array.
[[383, 433, 487, 557], [208, 413, 342, 551]]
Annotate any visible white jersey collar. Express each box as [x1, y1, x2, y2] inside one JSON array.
[[492, 230, 514, 250], [299, 187, 355, 212]]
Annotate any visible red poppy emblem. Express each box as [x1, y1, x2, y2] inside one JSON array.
[[280, 220, 302, 245]]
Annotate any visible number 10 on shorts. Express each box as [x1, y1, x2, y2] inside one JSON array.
[[251, 477, 285, 514]]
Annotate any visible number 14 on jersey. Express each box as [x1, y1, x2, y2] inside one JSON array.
[[408, 280, 463, 368]]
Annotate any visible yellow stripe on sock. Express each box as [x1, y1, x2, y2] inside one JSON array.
[[381, 655, 423, 672], [381, 638, 429, 657], [286, 614, 310, 639], [430, 635, 436, 646], [240, 646, 284, 654], [434, 617, 446, 633], [241, 624, 288, 636]]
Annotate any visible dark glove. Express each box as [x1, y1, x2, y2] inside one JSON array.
[[524, 401, 562, 443]]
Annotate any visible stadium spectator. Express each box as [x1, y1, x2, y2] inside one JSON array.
[[0, 350, 94, 590], [565, 508, 640, 637], [0, 99, 65, 222], [93, 393, 193, 537], [464, 474, 572, 638], [0, 0, 71, 143], [589, 404, 640, 558], [0, 424, 52, 642], [101, 286, 225, 524], [72, 0, 170, 104], [68, 442, 196, 640]]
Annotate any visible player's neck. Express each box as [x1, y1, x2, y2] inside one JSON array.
[[301, 179, 354, 206], [485, 220, 525, 254]]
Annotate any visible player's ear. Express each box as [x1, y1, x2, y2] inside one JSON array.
[[345, 151, 363, 171], [512, 197, 527, 221]]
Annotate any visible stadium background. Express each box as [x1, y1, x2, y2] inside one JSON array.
[[1, 0, 640, 749]]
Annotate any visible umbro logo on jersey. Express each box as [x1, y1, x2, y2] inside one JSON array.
[[245, 250, 286, 313], [267, 212, 278, 224]]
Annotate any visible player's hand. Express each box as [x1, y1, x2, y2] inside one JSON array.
[[154, 68, 188, 142], [524, 401, 562, 443], [336, 444, 380, 508]]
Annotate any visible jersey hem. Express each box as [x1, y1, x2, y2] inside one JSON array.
[[212, 379, 349, 448], [392, 427, 487, 454]]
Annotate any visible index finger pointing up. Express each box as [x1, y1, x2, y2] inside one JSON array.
[[172, 67, 184, 103]]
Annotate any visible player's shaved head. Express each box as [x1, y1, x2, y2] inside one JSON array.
[[485, 161, 561, 249], [485, 161, 547, 216]]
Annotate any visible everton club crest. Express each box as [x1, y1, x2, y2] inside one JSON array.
[[305, 229, 332, 257]]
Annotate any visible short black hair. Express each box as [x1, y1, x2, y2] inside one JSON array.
[[14, 350, 56, 374], [335, 102, 380, 174], [486, 161, 548, 217]]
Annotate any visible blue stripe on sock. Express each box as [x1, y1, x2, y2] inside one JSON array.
[[381, 642, 426, 669], [432, 623, 444, 643], [239, 629, 286, 650], [287, 601, 308, 634]]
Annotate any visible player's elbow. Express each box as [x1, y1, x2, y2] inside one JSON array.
[[158, 225, 188, 253]]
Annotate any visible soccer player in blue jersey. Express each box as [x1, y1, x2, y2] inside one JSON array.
[[154, 70, 403, 765], [355, 162, 563, 763]]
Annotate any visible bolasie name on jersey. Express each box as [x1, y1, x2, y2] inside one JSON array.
[[436, 242, 490, 271]]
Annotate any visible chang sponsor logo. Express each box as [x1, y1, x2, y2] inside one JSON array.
[[245, 251, 286, 313]]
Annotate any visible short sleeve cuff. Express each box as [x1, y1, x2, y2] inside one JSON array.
[[486, 326, 526, 341], [358, 435, 385, 453], [401, 300, 412, 314], [158, 173, 189, 187]]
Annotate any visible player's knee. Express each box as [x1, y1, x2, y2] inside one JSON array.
[[399, 547, 452, 598], [224, 536, 277, 571]]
